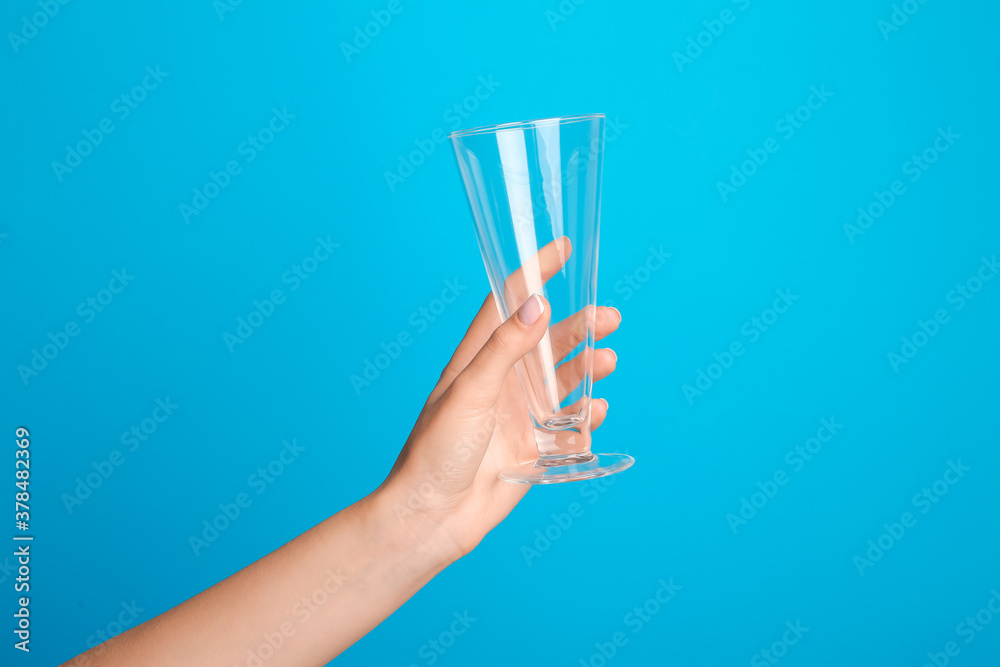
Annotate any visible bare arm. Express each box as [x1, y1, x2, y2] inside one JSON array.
[[63, 239, 622, 667], [66, 490, 459, 666]]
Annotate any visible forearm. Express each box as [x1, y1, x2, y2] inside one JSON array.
[[64, 486, 460, 667], [61, 286, 571, 666]]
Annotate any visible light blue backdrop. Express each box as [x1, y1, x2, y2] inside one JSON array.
[[1, 0, 998, 665]]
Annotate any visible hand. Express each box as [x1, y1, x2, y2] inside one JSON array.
[[377, 237, 623, 561], [60, 238, 622, 667]]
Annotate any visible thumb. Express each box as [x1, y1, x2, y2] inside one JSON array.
[[452, 294, 550, 407]]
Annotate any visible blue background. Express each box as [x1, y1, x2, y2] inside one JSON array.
[[1, 0, 998, 665]]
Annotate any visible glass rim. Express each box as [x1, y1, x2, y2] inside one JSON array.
[[448, 113, 605, 140]]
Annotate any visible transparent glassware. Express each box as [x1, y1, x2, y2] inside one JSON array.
[[449, 113, 635, 484]]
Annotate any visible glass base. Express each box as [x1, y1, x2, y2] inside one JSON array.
[[499, 452, 634, 485]]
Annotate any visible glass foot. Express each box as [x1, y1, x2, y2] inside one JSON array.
[[499, 452, 634, 485]]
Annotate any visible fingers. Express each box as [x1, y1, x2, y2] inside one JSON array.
[[430, 293, 502, 403], [499, 236, 572, 313], [555, 348, 617, 403], [431, 237, 573, 400], [446, 294, 551, 410], [435, 302, 620, 404], [591, 398, 609, 431], [548, 306, 621, 363], [487, 396, 609, 514]]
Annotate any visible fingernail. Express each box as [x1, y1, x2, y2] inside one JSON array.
[[606, 348, 618, 363], [518, 294, 544, 326], [600, 398, 609, 411], [610, 307, 622, 322]]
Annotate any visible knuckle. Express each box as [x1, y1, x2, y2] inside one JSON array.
[[446, 372, 473, 398], [443, 372, 492, 412], [485, 328, 515, 358], [435, 362, 457, 389]]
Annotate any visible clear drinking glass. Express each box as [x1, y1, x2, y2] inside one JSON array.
[[449, 113, 635, 484]]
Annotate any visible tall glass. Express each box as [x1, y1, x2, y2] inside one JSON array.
[[449, 113, 634, 484]]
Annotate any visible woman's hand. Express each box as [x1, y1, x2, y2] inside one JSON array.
[[61, 236, 622, 667], [377, 237, 622, 561]]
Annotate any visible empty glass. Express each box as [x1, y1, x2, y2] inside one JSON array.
[[449, 113, 634, 484]]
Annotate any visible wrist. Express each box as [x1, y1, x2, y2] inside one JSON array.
[[364, 479, 466, 575]]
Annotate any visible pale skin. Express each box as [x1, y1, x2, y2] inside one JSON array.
[[63, 237, 621, 667]]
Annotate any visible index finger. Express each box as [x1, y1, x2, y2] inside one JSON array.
[[497, 235, 572, 315], [430, 236, 572, 400]]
